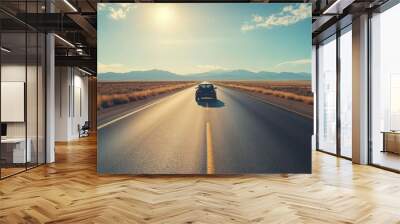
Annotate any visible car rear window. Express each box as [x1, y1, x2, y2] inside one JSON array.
[[199, 84, 213, 89]]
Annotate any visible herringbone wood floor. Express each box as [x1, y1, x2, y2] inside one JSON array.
[[1, 135, 400, 223]]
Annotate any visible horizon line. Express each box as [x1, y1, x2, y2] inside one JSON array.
[[98, 68, 312, 75]]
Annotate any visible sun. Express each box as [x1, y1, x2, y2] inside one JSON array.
[[154, 6, 175, 28]]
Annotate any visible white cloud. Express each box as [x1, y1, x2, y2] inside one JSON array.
[[282, 5, 293, 13], [119, 3, 131, 8], [110, 8, 128, 20], [275, 59, 311, 67], [98, 63, 138, 73], [252, 15, 263, 23], [97, 3, 106, 11], [98, 3, 136, 20], [240, 24, 255, 32], [267, 59, 311, 73], [241, 4, 311, 32]]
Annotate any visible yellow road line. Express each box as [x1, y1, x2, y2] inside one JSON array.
[[206, 122, 215, 174]]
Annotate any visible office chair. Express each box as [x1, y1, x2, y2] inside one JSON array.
[[79, 121, 90, 138]]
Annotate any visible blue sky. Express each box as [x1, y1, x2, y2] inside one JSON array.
[[98, 3, 311, 74]]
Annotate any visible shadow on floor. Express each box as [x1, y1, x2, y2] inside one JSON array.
[[196, 98, 225, 108]]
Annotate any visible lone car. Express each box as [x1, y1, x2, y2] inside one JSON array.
[[195, 83, 217, 101]]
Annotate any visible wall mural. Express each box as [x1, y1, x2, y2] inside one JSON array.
[[97, 3, 313, 174]]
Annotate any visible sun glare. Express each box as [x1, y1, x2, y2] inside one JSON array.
[[154, 6, 175, 28]]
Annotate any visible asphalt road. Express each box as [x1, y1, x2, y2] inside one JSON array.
[[98, 86, 313, 174]]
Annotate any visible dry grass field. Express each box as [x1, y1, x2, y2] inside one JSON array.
[[215, 81, 313, 105], [97, 81, 195, 110]]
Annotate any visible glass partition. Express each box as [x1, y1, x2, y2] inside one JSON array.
[[1, 31, 28, 177], [27, 31, 38, 169], [0, 2, 46, 179], [371, 3, 400, 171], [317, 35, 337, 154], [339, 27, 352, 158]]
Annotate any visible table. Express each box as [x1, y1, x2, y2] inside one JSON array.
[[382, 131, 400, 154], [1, 138, 31, 163]]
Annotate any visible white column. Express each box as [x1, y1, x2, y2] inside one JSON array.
[[352, 14, 369, 164], [45, 0, 56, 164], [46, 32, 55, 163]]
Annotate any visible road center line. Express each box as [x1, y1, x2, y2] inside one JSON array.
[[206, 122, 215, 174]]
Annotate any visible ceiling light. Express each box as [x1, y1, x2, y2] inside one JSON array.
[[323, 0, 354, 15], [76, 48, 84, 55], [63, 0, 78, 12], [323, 0, 342, 14], [1, 47, 11, 53], [54, 34, 75, 48], [78, 67, 93, 76]]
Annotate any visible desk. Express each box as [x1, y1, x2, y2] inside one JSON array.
[[382, 131, 400, 154], [1, 138, 31, 163]]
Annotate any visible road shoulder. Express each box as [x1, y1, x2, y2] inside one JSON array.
[[98, 87, 193, 127], [218, 86, 313, 120]]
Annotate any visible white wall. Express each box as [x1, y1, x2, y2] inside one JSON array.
[[55, 67, 70, 141], [1, 65, 26, 139], [1, 82, 25, 122], [1, 64, 26, 82], [55, 67, 89, 141], [71, 73, 89, 138]]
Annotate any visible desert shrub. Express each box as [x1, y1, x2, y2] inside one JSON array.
[[98, 81, 195, 110], [111, 95, 129, 105], [215, 81, 313, 105]]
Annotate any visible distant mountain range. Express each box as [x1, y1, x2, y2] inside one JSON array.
[[98, 69, 311, 81]]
